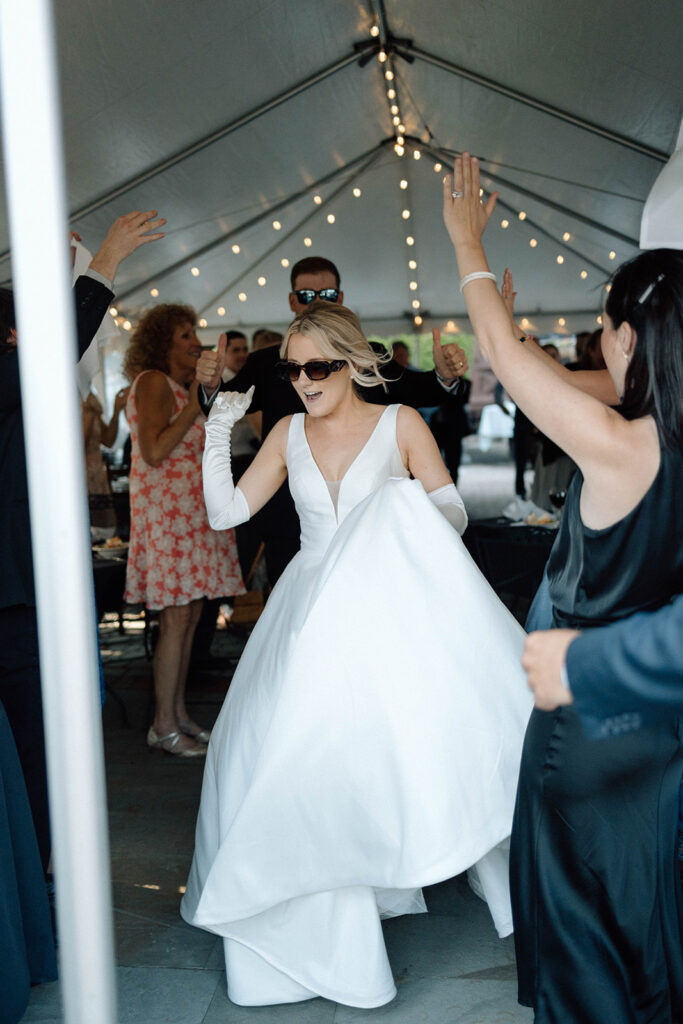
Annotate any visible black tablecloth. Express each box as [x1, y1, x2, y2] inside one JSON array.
[[92, 553, 127, 617], [463, 518, 557, 622]]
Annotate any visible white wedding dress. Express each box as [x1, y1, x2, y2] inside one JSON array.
[[181, 405, 532, 1007]]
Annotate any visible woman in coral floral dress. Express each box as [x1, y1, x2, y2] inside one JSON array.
[[124, 304, 244, 758]]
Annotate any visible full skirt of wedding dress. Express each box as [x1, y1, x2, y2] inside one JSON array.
[[181, 478, 532, 1007]]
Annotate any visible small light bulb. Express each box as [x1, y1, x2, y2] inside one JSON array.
[[217, 307, 225, 316], [232, 244, 241, 254], [385, 69, 394, 80], [501, 219, 509, 229], [609, 250, 616, 260], [281, 257, 290, 268], [109, 306, 118, 317], [521, 317, 530, 328], [370, 24, 379, 37], [446, 321, 456, 332], [558, 317, 566, 327], [399, 179, 408, 189], [529, 238, 537, 248], [378, 50, 387, 62], [398, 123, 405, 134], [605, 283, 612, 293], [408, 259, 417, 270], [257, 276, 266, 286], [556, 255, 564, 264], [390, 104, 399, 115], [414, 315, 423, 326], [387, 88, 396, 99], [412, 299, 420, 309], [304, 237, 312, 247], [394, 144, 404, 156], [563, 231, 571, 241], [597, 315, 602, 325], [238, 292, 247, 302], [405, 235, 415, 246], [413, 149, 421, 160], [123, 320, 131, 331], [150, 287, 159, 297], [434, 162, 442, 172], [198, 318, 207, 328], [396, 135, 405, 146], [401, 209, 411, 219], [392, 115, 400, 126], [479, 187, 484, 197], [191, 266, 200, 276], [409, 281, 418, 290], [518, 211, 527, 221], [352, 187, 362, 198], [313, 194, 322, 205], [580, 269, 588, 279], [327, 213, 335, 224], [272, 220, 281, 230]]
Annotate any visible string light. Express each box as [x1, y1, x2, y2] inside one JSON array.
[[394, 144, 404, 156], [556, 255, 564, 264], [501, 219, 509, 229], [558, 317, 566, 327], [413, 150, 421, 160], [396, 135, 405, 146], [390, 104, 399, 115], [399, 179, 408, 189], [150, 288, 159, 297], [198, 318, 207, 328], [378, 50, 387, 63], [596, 315, 602, 325], [414, 315, 423, 326], [562, 231, 571, 241], [405, 235, 415, 246], [398, 123, 405, 134], [521, 317, 530, 328], [370, 23, 379, 37], [387, 87, 396, 99], [401, 209, 411, 219], [272, 220, 281, 230], [352, 187, 362, 198], [392, 116, 400, 126], [109, 307, 118, 316], [412, 299, 420, 309], [281, 257, 290, 267], [313, 195, 322, 205], [123, 320, 131, 331], [518, 211, 527, 221], [609, 250, 616, 260], [217, 306, 226, 316], [257, 276, 266, 286], [238, 292, 247, 302], [408, 259, 417, 270], [326, 213, 335, 224], [232, 243, 240, 254], [385, 69, 394, 80], [529, 238, 538, 248], [580, 269, 588, 279], [304, 237, 312, 247], [446, 320, 456, 332], [409, 281, 418, 290], [191, 267, 200, 276], [434, 163, 442, 172]]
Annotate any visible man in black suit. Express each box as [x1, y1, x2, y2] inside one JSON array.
[[197, 256, 470, 583], [0, 210, 165, 870]]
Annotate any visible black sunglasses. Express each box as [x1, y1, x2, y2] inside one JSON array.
[[293, 288, 340, 305], [276, 359, 346, 383]]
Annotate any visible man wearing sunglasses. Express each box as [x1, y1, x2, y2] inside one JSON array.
[[197, 255, 469, 584]]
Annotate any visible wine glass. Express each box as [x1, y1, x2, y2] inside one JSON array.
[[549, 489, 567, 512]]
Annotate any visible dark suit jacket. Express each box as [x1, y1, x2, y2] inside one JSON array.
[[199, 344, 462, 539], [567, 595, 683, 722], [0, 276, 114, 608]]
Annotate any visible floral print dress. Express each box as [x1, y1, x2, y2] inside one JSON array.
[[124, 372, 244, 610]]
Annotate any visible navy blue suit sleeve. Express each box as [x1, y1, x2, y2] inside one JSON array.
[[73, 276, 114, 360], [567, 595, 683, 721]]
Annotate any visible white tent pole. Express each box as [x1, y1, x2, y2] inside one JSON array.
[[0, 3, 117, 1024]]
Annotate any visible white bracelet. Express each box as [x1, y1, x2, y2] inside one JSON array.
[[459, 271, 497, 293]]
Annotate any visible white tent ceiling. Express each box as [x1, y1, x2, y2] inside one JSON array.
[[1, 0, 682, 338]]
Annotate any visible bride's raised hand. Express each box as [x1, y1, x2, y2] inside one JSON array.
[[442, 152, 498, 252]]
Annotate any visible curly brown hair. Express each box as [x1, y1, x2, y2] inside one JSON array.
[[123, 303, 197, 381]]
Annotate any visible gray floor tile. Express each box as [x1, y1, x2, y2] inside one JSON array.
[[334, 976, 532, 1023], [22, 979, 62, 1021], [115, 910, 219, 969], [202, 981, 337, 1023], [117, 965, 222, 1023], [383, 909, 515, 981]]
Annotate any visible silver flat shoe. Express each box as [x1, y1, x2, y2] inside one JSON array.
[[146, 726, 206, 758], [179, 721, 211, 744]]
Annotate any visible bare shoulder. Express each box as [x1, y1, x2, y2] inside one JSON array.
[[396, 403, 430, 441], [262, 414, 295, 453], [134, 369, 173, 404]]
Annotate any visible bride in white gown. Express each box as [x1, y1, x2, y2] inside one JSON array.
[[180, 301, 532, 1008]]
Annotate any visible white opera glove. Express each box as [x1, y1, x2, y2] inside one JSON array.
[[202, 386, 255, 529], [428, 483, 468, 536]]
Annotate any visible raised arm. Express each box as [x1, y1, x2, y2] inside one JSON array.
[[442, 155, 628, 479], [202, 390, 288, 529], [396, 405, 467, 535]]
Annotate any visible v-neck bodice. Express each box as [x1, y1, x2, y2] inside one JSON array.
[[286, 405, 408, 558]]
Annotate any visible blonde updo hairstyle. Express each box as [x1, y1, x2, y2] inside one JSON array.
[[281, 300, 390, 390]]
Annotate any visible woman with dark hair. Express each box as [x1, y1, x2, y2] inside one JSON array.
[[124, 304, 243, 758], [443, 153, 683, 1022]]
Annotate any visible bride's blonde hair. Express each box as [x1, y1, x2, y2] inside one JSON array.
[[281, 301, 390, 390]]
